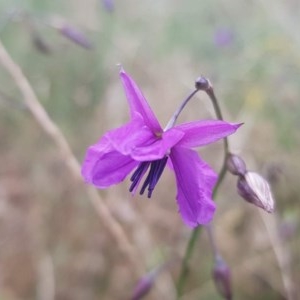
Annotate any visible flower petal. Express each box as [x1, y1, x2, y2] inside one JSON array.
[[91, 151, 138, 188], [170, 147, 217, 227], [120, 68, 162, 133], [81, 137, 138, 188], [131, 128, 185, 161], [175, 120, 242, 148], [81, 136, 111, 183], [106, 113, 155, 157]]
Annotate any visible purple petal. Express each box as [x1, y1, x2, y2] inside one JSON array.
[[131, 127, 185, 161], [81, 136, 111, 183], [170, 147, 217, 227], [91, 151, 137, 188], [175, 120, 242, 148], [81, 137, 138, 188], [119, 68, 162, 134], [106, 113, 155, 157]]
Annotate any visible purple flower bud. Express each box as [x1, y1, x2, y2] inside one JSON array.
[[213, 256, 232, 300], [101, 0, 114, 12], [214, 28, 234, 48], [131, 268, 158, 300], [226, 153, 247, 176], [195, 76, 212, 91], [131, 261, 175, 300], [57, 23, 93, 49], [237, 172, 275, 213]]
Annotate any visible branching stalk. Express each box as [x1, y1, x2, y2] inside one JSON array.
[[176, 80, 230, 298]]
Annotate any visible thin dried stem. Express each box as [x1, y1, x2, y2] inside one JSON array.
[[259, 211, 296, 300], [0, 39, 143, 275], [36, 254, 55, 300]]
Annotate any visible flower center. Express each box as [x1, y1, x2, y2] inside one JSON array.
[[155, 131, 163, 138], [129, 156, 168, 198]]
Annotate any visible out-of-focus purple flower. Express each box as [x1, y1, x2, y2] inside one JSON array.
[[237, 171, 275, 213], [59, 24, 93, 49], [101, 0, 114, 13], [214, 28, 234, 48], [131, 268, 158, 300], [81, 68, 241, 227], [213, 256, 232, 300], [131, 261, 173, 300]]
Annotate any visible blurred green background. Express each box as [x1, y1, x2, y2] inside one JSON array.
[[0, 0, 299, 299]]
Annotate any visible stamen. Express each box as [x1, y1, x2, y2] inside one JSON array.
[[148, 157, 168, 197], [130, 161, 149, 182], [129, 157, 169, 197], [140, 162, 157, 196], [129, 162, 150, 192]]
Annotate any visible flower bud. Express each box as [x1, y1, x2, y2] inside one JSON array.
[[226, 153, 247, 176], [195, 76, 212, 91], [213, 256, 232, 300], [237, 171, 275, 213], [131, 274, 154, 300], [214, 28, 234, 48], [59, 24, 93, 49], [102, 0, 114, 12], [131, 267, 162, 300]]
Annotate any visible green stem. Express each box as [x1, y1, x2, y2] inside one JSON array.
[[176, 84, 230, 299], [206, 87, 228, 152], [176, 226, 202, 297]]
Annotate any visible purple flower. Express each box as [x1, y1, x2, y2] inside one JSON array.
[[101, 0, 114, 12], [131, 267, 159, 300], [213, 28, 234, 48], [59, 24, 93, 49], [81, 69, 241, 227]]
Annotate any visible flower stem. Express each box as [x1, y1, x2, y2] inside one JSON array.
[[165, 89, 199, 130], [176, 81, 230, 298], [176, 226, 202, 297], [205, 223, 219, 259], [206, 86, 228, 152]]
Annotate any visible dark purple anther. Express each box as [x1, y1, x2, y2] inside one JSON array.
[[130, 157, 168, 197]]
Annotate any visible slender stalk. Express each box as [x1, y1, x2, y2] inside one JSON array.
[[206, 223, 219, 259], [176, 226, 201, 296], [206, 87, 228, 152], [176, 80, 230, 298], [165, 89, 199, 130]]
